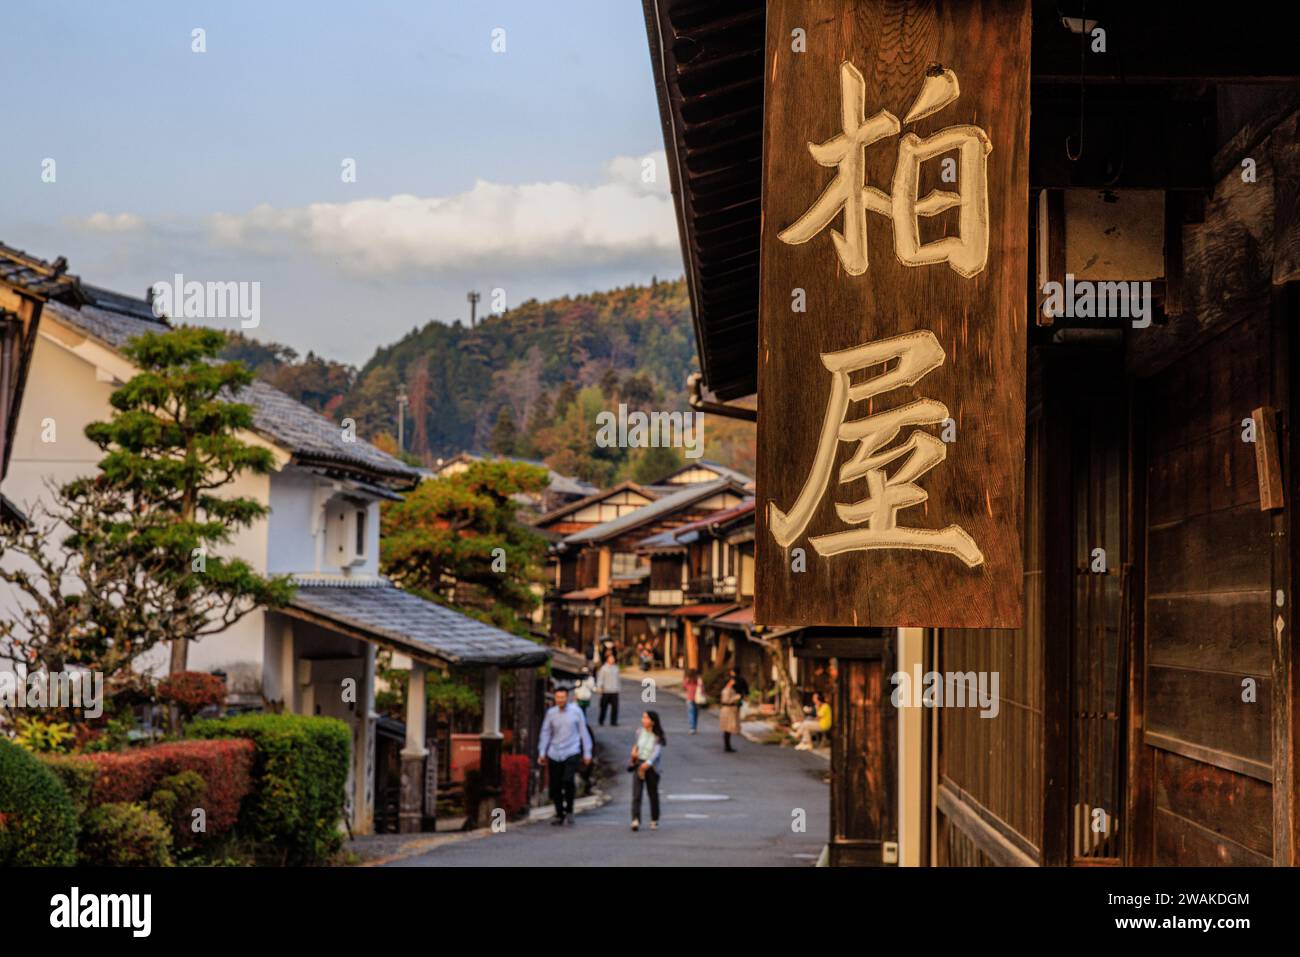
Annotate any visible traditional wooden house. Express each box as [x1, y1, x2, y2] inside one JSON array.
[[646, 0, 1300, 866], [535, 480, 661, 538], [0, 270, 549, 835], [548, 478, 749, 655], [636, 497, 755, 669]]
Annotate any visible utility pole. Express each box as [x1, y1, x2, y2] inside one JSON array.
[[396, 384, 409, 452], [467, 290, 480, 328]]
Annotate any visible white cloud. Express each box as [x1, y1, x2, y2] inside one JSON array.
[[206, 150, 679, 277], [72, 211, 144, 233]]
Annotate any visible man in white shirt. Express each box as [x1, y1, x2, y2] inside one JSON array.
[[537, 687, 593, 825], [596, 653, 621, 726]]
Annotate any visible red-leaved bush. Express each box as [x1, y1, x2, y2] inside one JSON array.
[[78, 739, 254, 840], [156, 671, 227, 719], [500, 754, 529, 817]]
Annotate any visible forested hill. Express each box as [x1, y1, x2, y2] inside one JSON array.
[[220, 277, 756, 485], [337, 277, 699, 464]]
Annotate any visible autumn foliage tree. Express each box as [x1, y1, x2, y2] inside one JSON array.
[[380, 461, 549, 635]]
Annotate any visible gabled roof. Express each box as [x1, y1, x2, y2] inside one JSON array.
[[657, 459, 753, 486], [635, 495, 755, 552], [562, 477, 748, 546], [42, 298, 419, 488], [285, 578, 550, 668], [534, 480, 658, 527]]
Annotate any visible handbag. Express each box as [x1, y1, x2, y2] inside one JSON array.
[[693, 682, 708, 706]]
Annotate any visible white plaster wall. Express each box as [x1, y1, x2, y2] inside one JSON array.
[[267, 468, 320, 574], [267, 469, 383, 578]]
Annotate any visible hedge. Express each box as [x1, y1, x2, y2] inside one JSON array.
[[188, 713, 351, 864], [77, 739, 254, 844], [79, 803, 173, 867], [38, 754, 98, 816], [0, 739, 77, 866]]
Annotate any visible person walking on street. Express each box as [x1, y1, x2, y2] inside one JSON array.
[[719, 675, 742, 752], [538, 687, 592, 826], [574, 667, 595, 717], [792, 691, 832, 750], [682, 668, 702, 734], [597, 652, 621, 726], [630, 710, 666, 831]]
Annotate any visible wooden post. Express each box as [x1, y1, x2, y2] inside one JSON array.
[[480, 666, 503, 791], [353, 644, 377, 835], [399, 663, 428, 834]]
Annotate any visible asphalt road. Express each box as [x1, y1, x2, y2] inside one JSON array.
[[390, 694, 830, 867]]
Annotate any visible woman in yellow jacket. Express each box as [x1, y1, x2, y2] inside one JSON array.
[[793, 691, 832, 750]]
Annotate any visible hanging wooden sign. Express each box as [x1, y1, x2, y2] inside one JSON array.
[[755, 0, 1030, 628]]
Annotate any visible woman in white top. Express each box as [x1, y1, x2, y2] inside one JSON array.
[[630, 710, 666, 831]]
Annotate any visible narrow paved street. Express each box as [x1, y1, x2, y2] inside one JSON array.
[[390, 693, 830, 867]]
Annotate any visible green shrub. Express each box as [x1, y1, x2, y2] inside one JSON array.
[[80, 803, 173, 866], [37, 754, 98, 816], [148, 770, 207, 850], [0, 739, 77, 866], [188, 713, 350, 864]]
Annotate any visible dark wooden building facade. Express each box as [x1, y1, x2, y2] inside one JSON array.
[[645, 0, 1300, 865]]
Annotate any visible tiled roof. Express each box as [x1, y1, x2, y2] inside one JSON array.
[[562, 478, 748, 545], [240, 378, 417, 484], [636, 496, 755, 551], [0, 243, 86, 302], [673, 603, 736, 617], [286, 578, 551, 667], [560, 587, 609, 601], [708, 606, 754, 627], [43, 299, 419, 487]]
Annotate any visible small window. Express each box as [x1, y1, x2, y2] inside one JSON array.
[[354, 509, 367, 558]]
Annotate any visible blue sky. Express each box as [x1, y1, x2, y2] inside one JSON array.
[[2, 0, 682, 365]]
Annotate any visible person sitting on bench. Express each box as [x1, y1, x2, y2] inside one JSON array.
[[793, 692, 831, 750]]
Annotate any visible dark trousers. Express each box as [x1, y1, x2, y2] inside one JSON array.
[[599, 693, 619, 726], [547, 754, 580, 817], [631, 767, 660, 822]]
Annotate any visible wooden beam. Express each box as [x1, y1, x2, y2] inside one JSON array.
[[936, 783, 1039, 867], [1253, 406, 1285, 510]]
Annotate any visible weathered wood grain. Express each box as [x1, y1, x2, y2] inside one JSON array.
[[755, 0, 1030, 628]]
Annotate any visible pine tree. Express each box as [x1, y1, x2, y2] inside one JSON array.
[[629, 444, 682, 484], [488, 406, 519, 457], [84, 327, 294, 677]]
